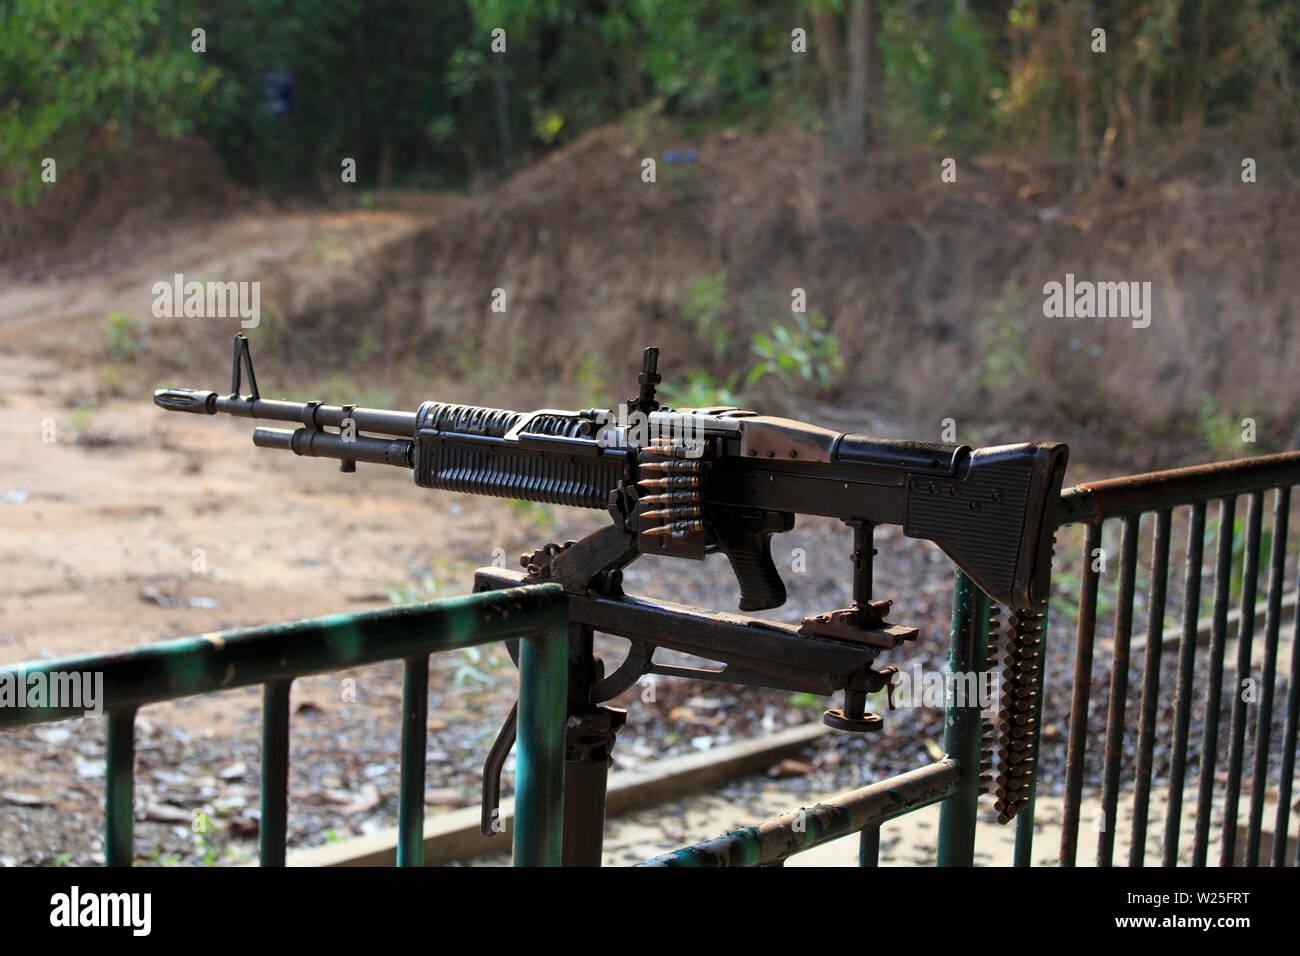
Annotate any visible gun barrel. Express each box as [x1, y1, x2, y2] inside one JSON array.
[[154, 389, 417, 437], [253, 427, 413, 468]]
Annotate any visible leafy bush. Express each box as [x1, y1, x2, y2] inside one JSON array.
[[0, 0, 229, 202], [746, 310, 843, 393], [658, 368, 743, 409], [683, 271, 730, 361], [104, 312, 145, 363]]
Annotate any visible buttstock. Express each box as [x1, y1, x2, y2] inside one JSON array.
[[903, 442, 1069, 608]]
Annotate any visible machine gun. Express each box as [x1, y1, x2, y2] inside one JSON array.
[[156, 334, 1068, 861]]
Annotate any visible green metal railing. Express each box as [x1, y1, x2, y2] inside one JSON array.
[[0, 584, 569, 867]]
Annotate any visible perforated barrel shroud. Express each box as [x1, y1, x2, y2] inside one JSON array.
[[413, 401, 625, 509]]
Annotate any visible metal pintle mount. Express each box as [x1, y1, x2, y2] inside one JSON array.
[[799, 600, 917, 649], [800, 600, 917, 734]]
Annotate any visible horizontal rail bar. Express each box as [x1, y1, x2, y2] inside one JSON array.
[[1057, 451, 1300, 525], [638, 760, 960, 867], [0, 585, 567, 728]]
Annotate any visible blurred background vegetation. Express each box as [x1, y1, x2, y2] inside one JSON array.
[[3, 0, 1298, 465], [4, 0, 1297, 199]]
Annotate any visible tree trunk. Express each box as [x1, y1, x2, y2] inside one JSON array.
[[494, 60, 512, 176], [842, 0, 871, 152], [812, 5, 844, 120]]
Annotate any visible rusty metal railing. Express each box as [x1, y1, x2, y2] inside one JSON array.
[[0, 585, 569, 867], [649, 451, 1300, 867], [1051, 451, 1300, 867]]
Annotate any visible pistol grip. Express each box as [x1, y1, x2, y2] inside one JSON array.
[[711, 508, 795, 611]]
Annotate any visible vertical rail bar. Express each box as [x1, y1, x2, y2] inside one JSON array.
[[859, 824, 880, 867], [513, 623, 568, 866], [104, 707, 137, 867], [851, 520, 878, 869], [1193, 497, 1236, 866], [259, 679, 291, 867], [1061, 521, 1103, 866], [937, 570, 988, 866], [1275, 557, 1300, 866], [397, 654, 430, 867], [1131, 509, 1171, 866], [1099, 515, 1140, 866], [1164, 502, 1206, 866], [1246, 487, 1290, 865], [1220, 490, 1264, 866]]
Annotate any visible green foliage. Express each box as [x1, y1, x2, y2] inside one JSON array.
[[199, 0, 474, 191], [0, 0, 231, 202], [1187, 394, 1245, 461], [452, 644, 503, 689], [975, 282, 1029, 393], [658, 369, 743, 409], [144, 847, 181, 866], [7, 0, 1295, 200], [1229, 515, 1273, 607], [632, 0, 790, 119], [574, 350, 608, 407], [746, 310, 843, 393], [683, 272, 730, 361], [193, 827, 222, 866], [68, 398, 97, 435], [388, 571, 438, 605], [880, 2, 1001, 149], [104, 312, 145, 363], [353, 327, 383, 366], [510, 498, 557, 532], [323, 371, 395, 412]]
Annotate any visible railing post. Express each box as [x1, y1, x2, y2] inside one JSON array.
[[859, 824, 881, 866], [397, 655, 430, 867], [938, 570, 989, 866], [513, 622, 568, 866], [104, 707, 137, 867], [260, 679, 291, 866]]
